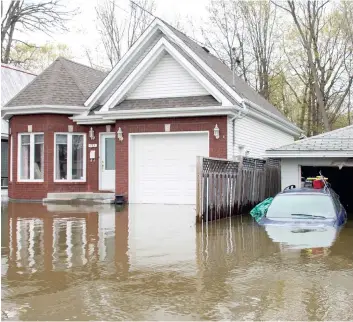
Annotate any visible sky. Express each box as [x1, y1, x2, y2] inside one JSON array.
[[9, 0, 209, 69]]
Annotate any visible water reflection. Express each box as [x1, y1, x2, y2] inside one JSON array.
[[1, 202, 353, 321]]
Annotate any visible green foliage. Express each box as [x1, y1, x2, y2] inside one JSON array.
[[9, 42, 72, 73]]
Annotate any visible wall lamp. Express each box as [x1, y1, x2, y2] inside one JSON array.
[[89, 127, 95, 140], [117, 127, 123, 141], [213, 124, 220, 139]]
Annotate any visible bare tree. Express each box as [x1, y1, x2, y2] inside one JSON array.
[[96, 0, 156, 68], [239, 1, 277, 100], [201, 0, 253, 83], [1, 0, 77, 64]]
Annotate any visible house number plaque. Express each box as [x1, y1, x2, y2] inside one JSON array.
[[88, 144, 97, 148]]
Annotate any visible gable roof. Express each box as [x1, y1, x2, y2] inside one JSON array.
[[86, 18, 289, 122], [5, 57, 107, 107], [162, 21, 287, 120], [266, 125, 353, 157]]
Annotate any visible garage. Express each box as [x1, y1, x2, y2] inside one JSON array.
[[266, 125, 353, 216], [129, 132, 209, 204], [301, 166, 353, 213]]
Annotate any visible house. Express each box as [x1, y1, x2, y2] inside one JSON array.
[[266, 125, 353, 212], [2, 19, 301, 204], [1, 64, 36, 188]]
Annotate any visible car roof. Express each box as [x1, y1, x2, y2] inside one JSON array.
[[279, 187, 331, 195]]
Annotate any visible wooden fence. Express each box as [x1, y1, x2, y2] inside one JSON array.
[[196, 157, 281, 222]]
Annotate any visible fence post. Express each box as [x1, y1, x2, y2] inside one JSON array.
[[196, 156, 203, 223]]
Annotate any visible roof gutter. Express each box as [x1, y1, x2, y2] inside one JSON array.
[[265, 150, 353, 158], [71, 105, 243, 124], [2, 105, 87, 120], [244, 99, 303, 136]]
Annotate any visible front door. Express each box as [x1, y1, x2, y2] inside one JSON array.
[[100, 133, 115, 191]]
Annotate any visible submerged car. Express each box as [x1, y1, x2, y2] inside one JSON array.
[[258, 186, 347, 228]]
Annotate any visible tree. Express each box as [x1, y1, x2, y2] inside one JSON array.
[[96, 0, 156, 68], [9, 42, 72, 73], [239, 1, 277, 100], [1, 0, 77, 64]]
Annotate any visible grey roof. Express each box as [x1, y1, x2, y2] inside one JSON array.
[[112, 95, 220, 110], [1, 64, 36, 136], [5, 57, 107, 107], [1, 64, 36, 106], [163, 21, 287, 120], [268, 125, 353, 152]]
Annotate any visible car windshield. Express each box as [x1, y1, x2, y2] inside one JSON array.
[[266, 194, 336, 219]]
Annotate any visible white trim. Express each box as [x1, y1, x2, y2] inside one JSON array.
[[85, 19, 242, 109], [53, 132, 87, 182], [10, 135, 13, 182], [98, 132, 115, 190], [100, 38, 231, 112], [265, 150, 353, 158], [244, 99, 302, 134], [84, 21, 160, 108], [17, 132, 44, 182], [128, 130, 210, 203], [246, 110, 301, 136], [2, 105, 87, 120], [72, 106, 239, 124]]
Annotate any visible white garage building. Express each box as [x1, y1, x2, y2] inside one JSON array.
[[266, 125, 353, 213]]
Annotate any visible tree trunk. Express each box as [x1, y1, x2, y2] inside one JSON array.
[[3, 22, 15, 64]]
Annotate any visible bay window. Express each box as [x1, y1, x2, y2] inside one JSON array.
[[55, 133, 86, 181], [18, 133, 44, 181]]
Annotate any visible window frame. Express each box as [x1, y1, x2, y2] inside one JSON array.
[[54, 132, 86, 182], [17, 132, 45, 182]]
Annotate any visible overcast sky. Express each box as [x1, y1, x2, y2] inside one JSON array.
[[12, 0, 209, 68]]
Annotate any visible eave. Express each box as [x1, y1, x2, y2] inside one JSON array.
[[265, 150, 353, 158], [1, 105, 87, 120]]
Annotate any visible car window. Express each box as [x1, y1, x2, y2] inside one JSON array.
[[266, 194, 336, 219]]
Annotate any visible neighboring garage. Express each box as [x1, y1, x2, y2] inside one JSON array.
[[129, 132, 209, 204], [266, 125, 353, 214]]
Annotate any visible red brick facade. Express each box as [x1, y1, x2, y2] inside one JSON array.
[[8, 114, 227, 200]]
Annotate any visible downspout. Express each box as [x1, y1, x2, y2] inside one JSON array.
[[230, 99, 248, 159]]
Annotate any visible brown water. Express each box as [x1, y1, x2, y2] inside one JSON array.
[[1, 201, 353, 321]]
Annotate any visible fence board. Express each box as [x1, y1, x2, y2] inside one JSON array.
[[196, 157, 281, 222]]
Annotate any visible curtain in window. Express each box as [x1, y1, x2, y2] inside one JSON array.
[[72, 135, 83, 180], [21, 135, 30, 179], [34, 134, 44, 179], [56, 135, 67, 180]]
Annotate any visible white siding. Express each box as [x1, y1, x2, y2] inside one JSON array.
[[227, 116, 234, 159], [233, 116, 294, 159], [280, 157, 348, 190], [127, 53, 209, 99]]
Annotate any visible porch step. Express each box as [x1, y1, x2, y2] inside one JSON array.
[[43, 192, 115, 204]]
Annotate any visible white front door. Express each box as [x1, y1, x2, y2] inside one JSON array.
[[100, 133, 115, 191]]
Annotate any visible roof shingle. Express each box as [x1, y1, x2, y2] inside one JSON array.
[[268, 125, 353, 152], [5, 57, 107, 107]]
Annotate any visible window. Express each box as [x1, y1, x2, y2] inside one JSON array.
[[266, 194, 336, 219], [55, 133, 86, 181], [18, 133, 44, 181]]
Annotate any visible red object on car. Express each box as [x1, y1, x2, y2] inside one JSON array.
[[313, 179, 324, 189]]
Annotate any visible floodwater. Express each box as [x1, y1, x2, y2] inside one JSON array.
[[1, 201, 353, 321]]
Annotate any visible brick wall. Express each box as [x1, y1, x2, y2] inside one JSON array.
[[8, 114, 112, 200], [115, 116, 227, 200], [8, 114, 227, 200]]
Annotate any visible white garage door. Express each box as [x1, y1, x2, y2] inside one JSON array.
[[129, 132, 209, 204]]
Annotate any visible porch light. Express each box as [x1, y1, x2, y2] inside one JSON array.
[[213, 124, 220, 139], [89, 127, 95, 140], [117, 127, 123, 141]]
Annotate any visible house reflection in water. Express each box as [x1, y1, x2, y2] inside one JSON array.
[[5, 202, 129, 278]]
